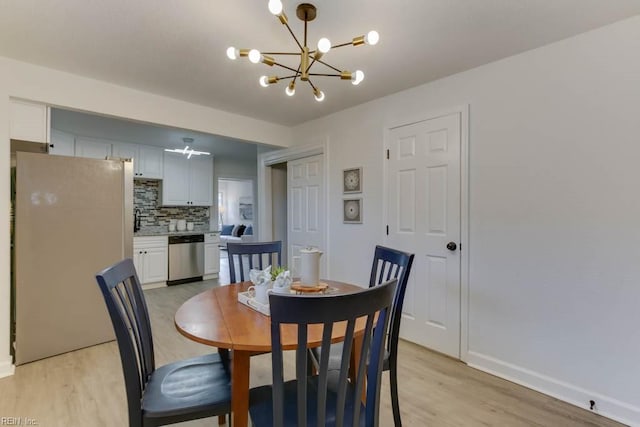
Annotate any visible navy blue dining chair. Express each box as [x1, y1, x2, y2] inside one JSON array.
[[249, 279, 398, 427], [310, 245, 415, 426], [227, 240, 283, 283], [95, 259, 231, 427]]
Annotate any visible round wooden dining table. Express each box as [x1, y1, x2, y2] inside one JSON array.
[[174, 280, 366, 427]]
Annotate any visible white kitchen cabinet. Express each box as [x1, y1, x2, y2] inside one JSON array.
[[10, 99, 50, 143], [111, 142, 138, 163], [138, 145, 164, 179], [204, 232, 220, 278], [75, 137, 112, 159], [161, 152, 213, 206], [113, 142, 164, 179], [188, 155, 214, 205], [133, 236, 168, 287], [49, 129, 75, 156]]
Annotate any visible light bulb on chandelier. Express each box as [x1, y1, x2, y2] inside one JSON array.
[[352, 70, 365, 85], [285, 81, 296, 96], [317, 38, 331, 54], [365, 30, 379, 46], [313, 88, 325, 102], [226, 2, 379, 102], [268, 0, 283, 15], [248, 49, 261, 64]]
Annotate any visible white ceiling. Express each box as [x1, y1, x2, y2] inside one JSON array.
[[1, 1, 640, 126]]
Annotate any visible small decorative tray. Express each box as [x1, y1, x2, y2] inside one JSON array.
[[291, 282, 329, 293], [238, 291, 270, 316]]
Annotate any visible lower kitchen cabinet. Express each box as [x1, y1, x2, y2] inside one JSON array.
[[204, 232, 220, 278], [133, 236, 168, 287]]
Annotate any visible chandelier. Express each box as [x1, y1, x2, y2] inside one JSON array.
[[164, 138, 210, 158], [226, 1, 379, 102]]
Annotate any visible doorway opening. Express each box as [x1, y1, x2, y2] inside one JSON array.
[[270, 163, 288, 264], [217, 178, 255, 281]]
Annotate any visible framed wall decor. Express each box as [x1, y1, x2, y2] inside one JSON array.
[[343, 198, 362, 224], [343, 167, 362, 193], [238, 196, 253, 220]]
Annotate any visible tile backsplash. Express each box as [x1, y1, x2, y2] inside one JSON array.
[[134, 179, 210, 228]]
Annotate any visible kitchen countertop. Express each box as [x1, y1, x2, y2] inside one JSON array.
[[134, 226, 220, 237]]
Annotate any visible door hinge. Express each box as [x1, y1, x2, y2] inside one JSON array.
[[386, 225, 389, 235], [386, 149, 389, 159]]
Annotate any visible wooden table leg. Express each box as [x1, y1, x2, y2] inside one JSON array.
[[349, 334, 367, 402], [232, 349, 251, 427], [349, 334, 363, 382]]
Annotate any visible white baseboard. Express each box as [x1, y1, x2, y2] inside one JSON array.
[[467, 351, 639, 427], [203, 273, 219, 280], [0, 358, 15, 378]]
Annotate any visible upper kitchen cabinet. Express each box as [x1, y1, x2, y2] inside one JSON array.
[[75, 137, 112, 159], [10, 99, 50, 143], [112, 142, 163, 179], [49, 129, 75, 156], [161, 152, 213, 206]]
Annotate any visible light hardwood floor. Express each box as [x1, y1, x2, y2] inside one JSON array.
[[0, 278, 624, 427]]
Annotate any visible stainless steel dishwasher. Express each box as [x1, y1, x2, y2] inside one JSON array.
[[168, 234, 204, 285]]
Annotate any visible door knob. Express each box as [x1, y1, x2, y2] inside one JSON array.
[[446, 242, 457, 251]]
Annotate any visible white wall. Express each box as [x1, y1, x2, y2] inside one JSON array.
[[291, 16, 640, 426], [0, 56, 291, 378]]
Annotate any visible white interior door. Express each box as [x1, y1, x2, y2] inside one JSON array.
[[288, 155, 324, 277], [386, 112, 462, 358]]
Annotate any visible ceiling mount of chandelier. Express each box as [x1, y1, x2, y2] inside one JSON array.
[[226, 1, 379, 102]]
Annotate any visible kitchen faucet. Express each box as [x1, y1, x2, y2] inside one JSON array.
[[134, 209, 141, 232]]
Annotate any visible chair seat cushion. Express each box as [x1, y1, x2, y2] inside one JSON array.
[[249, 375, 366, 427], [142, 353, 231, 420]]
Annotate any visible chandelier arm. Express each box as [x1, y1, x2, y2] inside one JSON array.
[[307, 79, 317, 91], [315, 59, 342, 73], [292, 65, 301, 84], [331, 41, 353, 49], [272, 62, 302, 73], [308, 73, 343, 77], [306, 57, 317, 74], [283, 22, 304, 51], [262, 52, 302, 56]]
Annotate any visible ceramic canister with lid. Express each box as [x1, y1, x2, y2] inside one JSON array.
[[299, 247, 323, 286]]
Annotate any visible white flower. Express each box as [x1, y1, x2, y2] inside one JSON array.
[[249, 265, 272, 287], [273, 270, 292, 290]]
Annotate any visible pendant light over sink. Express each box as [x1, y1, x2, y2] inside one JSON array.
[[164, 137, 210, 159]]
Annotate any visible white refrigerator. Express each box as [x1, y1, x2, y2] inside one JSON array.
[[14, 151, 133, 365]]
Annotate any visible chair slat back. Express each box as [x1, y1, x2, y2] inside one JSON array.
[[227, 241, 282, 283], [95, 259, 155, 423], [368, 246, 415, 361], [269, 279, 397, 427]]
